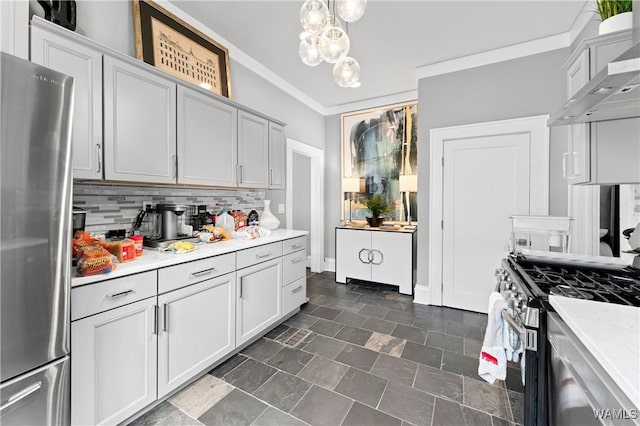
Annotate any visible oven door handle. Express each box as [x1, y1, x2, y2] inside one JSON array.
[[501, 310, 537, 351]]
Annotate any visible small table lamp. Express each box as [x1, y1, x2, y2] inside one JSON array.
[[343, 177, 365, 224], [399, 175, 418, 229]]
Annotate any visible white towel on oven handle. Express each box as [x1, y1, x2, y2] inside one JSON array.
[[503, 305, 523, 362], [478, 292, 507, 384]]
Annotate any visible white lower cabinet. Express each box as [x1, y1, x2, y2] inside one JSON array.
[[157, 273, 236, 398], [237, 258, 282, 346], [71, 297, 157, 426], [336, 228, 416, 295]]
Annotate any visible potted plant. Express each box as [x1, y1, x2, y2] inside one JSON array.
[[597, 0, 633, 35], [364, 194, 390, 227]]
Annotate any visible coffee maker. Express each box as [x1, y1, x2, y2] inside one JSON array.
[[143, 204, 198, 248]]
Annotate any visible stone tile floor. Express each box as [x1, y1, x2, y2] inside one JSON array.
[[129, 271, 524, 426]]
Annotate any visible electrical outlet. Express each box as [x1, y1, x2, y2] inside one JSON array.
[[278, 204, 285, 214], [142, 200, 153, 211]]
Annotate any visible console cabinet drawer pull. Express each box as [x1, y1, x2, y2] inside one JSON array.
[[106, 289, 134, 299], [292, 285, 303, 294], [291, 243, 302, 250], [191, 267, 216, 277], [291, 257, 303, 264], [256, 252, 271, 259]]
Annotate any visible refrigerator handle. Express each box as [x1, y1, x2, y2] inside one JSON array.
[[0, 381, 42, 412]]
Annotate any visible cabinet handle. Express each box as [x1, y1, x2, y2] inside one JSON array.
[[239, 278, 244, 299], [106, 289, 134, 299], [0, 382, 41, 412], [153, 305, 158, 335], [358, 248, 371, 264], [96, 144, 102, 173], [256, 252, 271, 259], [270, 169, 273, 186], [292, 285, 304, 294], [291, 243, 302, 250], [163, 304, 168, 332], [191, 267, 216, 277], [238, 164, 243, 183], [172, 155, 177, 179], [291, 257, 303, 264], [370, 249, 384, 265]]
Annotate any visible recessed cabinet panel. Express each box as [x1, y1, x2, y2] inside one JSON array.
[[104, 56, 176, 184], [371, 232, 413, 295], [31, 27, 103, 179], [71, 297, 157, 426], [335, 229, 371, 284], [237, 111, 269, 188], [158, 274, 236, 398], [565, 49, 590, 184], [177, 86, 237, 186], [269, 122, 286, 189], [237, 258, 282, 345]]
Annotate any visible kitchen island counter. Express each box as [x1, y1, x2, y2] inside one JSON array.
[[549, 295, 640, 410], [72, 229, 308, 287]]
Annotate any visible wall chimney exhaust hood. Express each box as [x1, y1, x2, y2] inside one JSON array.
[[548, 42, 640, 126]]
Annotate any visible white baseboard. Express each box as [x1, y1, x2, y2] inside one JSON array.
[[413, 284, 431, 305], [323, 258, 335, 272]]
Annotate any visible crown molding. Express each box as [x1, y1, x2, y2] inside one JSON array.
[[324, 90, 418, 116], [157, 0, 328, 116], [568, 1, 600, 45]]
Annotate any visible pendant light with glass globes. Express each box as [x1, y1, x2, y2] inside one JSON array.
[[298, 0, 366, 88]]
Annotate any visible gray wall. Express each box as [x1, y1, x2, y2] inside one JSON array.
[[324, 114, 342, 259], [64, 0, 326, 228], [416, 48, 570, 288]]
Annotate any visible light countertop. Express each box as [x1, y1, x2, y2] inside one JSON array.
[[549, 295, 640, 409], [72, 229, 308, 287]]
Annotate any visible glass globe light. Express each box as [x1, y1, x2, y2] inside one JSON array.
[[337, 0, 367, 22], [332, 57, 360, 87], [300, 0, 329, 34], [349, 80, 362, 88], [319, 27, 350, 63], [325, 13, 342, 30], [299, 35, 323, 66]]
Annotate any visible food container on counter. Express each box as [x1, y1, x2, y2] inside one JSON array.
[[130, 235, 144, 256]]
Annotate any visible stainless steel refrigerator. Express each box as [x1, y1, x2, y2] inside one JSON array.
[[0, 52, 74, 424]]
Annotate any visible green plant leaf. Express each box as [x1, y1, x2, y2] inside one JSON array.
[[596, 0, 632, 20]]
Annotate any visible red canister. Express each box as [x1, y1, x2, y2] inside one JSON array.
[[130, 235, 144, 256]]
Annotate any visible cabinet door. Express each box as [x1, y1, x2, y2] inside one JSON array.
[[371, 232, 413, 295], [335, 229, 371, 283], [237, 258, 282, 345], [591, 117, 640, 184], [158, 273, 236, 398], [71, 297, 157, 426], [237, 110, 269, 188], [177, 86, 237, 186], [565, 49, 590, 184], [104, 56, 176, 184], [268, 122, 286, 189], [31, 27, 103, 179]]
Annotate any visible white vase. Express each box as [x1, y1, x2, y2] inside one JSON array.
[[260, 199, 280, 230], [599, 11, 633, 35]]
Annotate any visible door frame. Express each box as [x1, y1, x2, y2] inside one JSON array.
[[428, 115, 549, 307], [285, 138, 325, 273]]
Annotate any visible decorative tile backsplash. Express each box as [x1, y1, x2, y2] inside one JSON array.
[[74, 183, 265, 235]]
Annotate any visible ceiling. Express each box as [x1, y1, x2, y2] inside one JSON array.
[[170, 1, 587, 110]]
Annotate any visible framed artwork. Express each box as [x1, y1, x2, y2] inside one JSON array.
[[341, 102, 418, 222], [133, 0, 232, 98]]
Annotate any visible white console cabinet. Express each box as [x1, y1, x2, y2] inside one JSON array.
[[335, 227, 416, 295]]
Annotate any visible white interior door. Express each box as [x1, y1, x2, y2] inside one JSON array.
[[442, 135, 530, 312], [429, 115, 549, 313]]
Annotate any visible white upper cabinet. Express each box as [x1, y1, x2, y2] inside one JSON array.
[[177, 86, 237, 186], [31, 27, 103, 180], [268, 122, 286, 189], [103, 56, 177, 184], [564, 49, 590, 184], [237, 110, 269, 188]]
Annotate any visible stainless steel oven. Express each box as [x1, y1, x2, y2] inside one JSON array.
[[495, 253, 640, 426]]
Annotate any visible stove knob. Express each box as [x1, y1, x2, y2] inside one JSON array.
[[509, 283, 517, 292], [516, 296, 526, 310]]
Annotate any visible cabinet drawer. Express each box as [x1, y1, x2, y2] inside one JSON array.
[[283, 278, 306, 315], [158, 253, 235, 293], [71, 271, 157, 321], [237, 241, 283, 270], [283, 250, 306, 286], [283, 236, 306, 255]]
